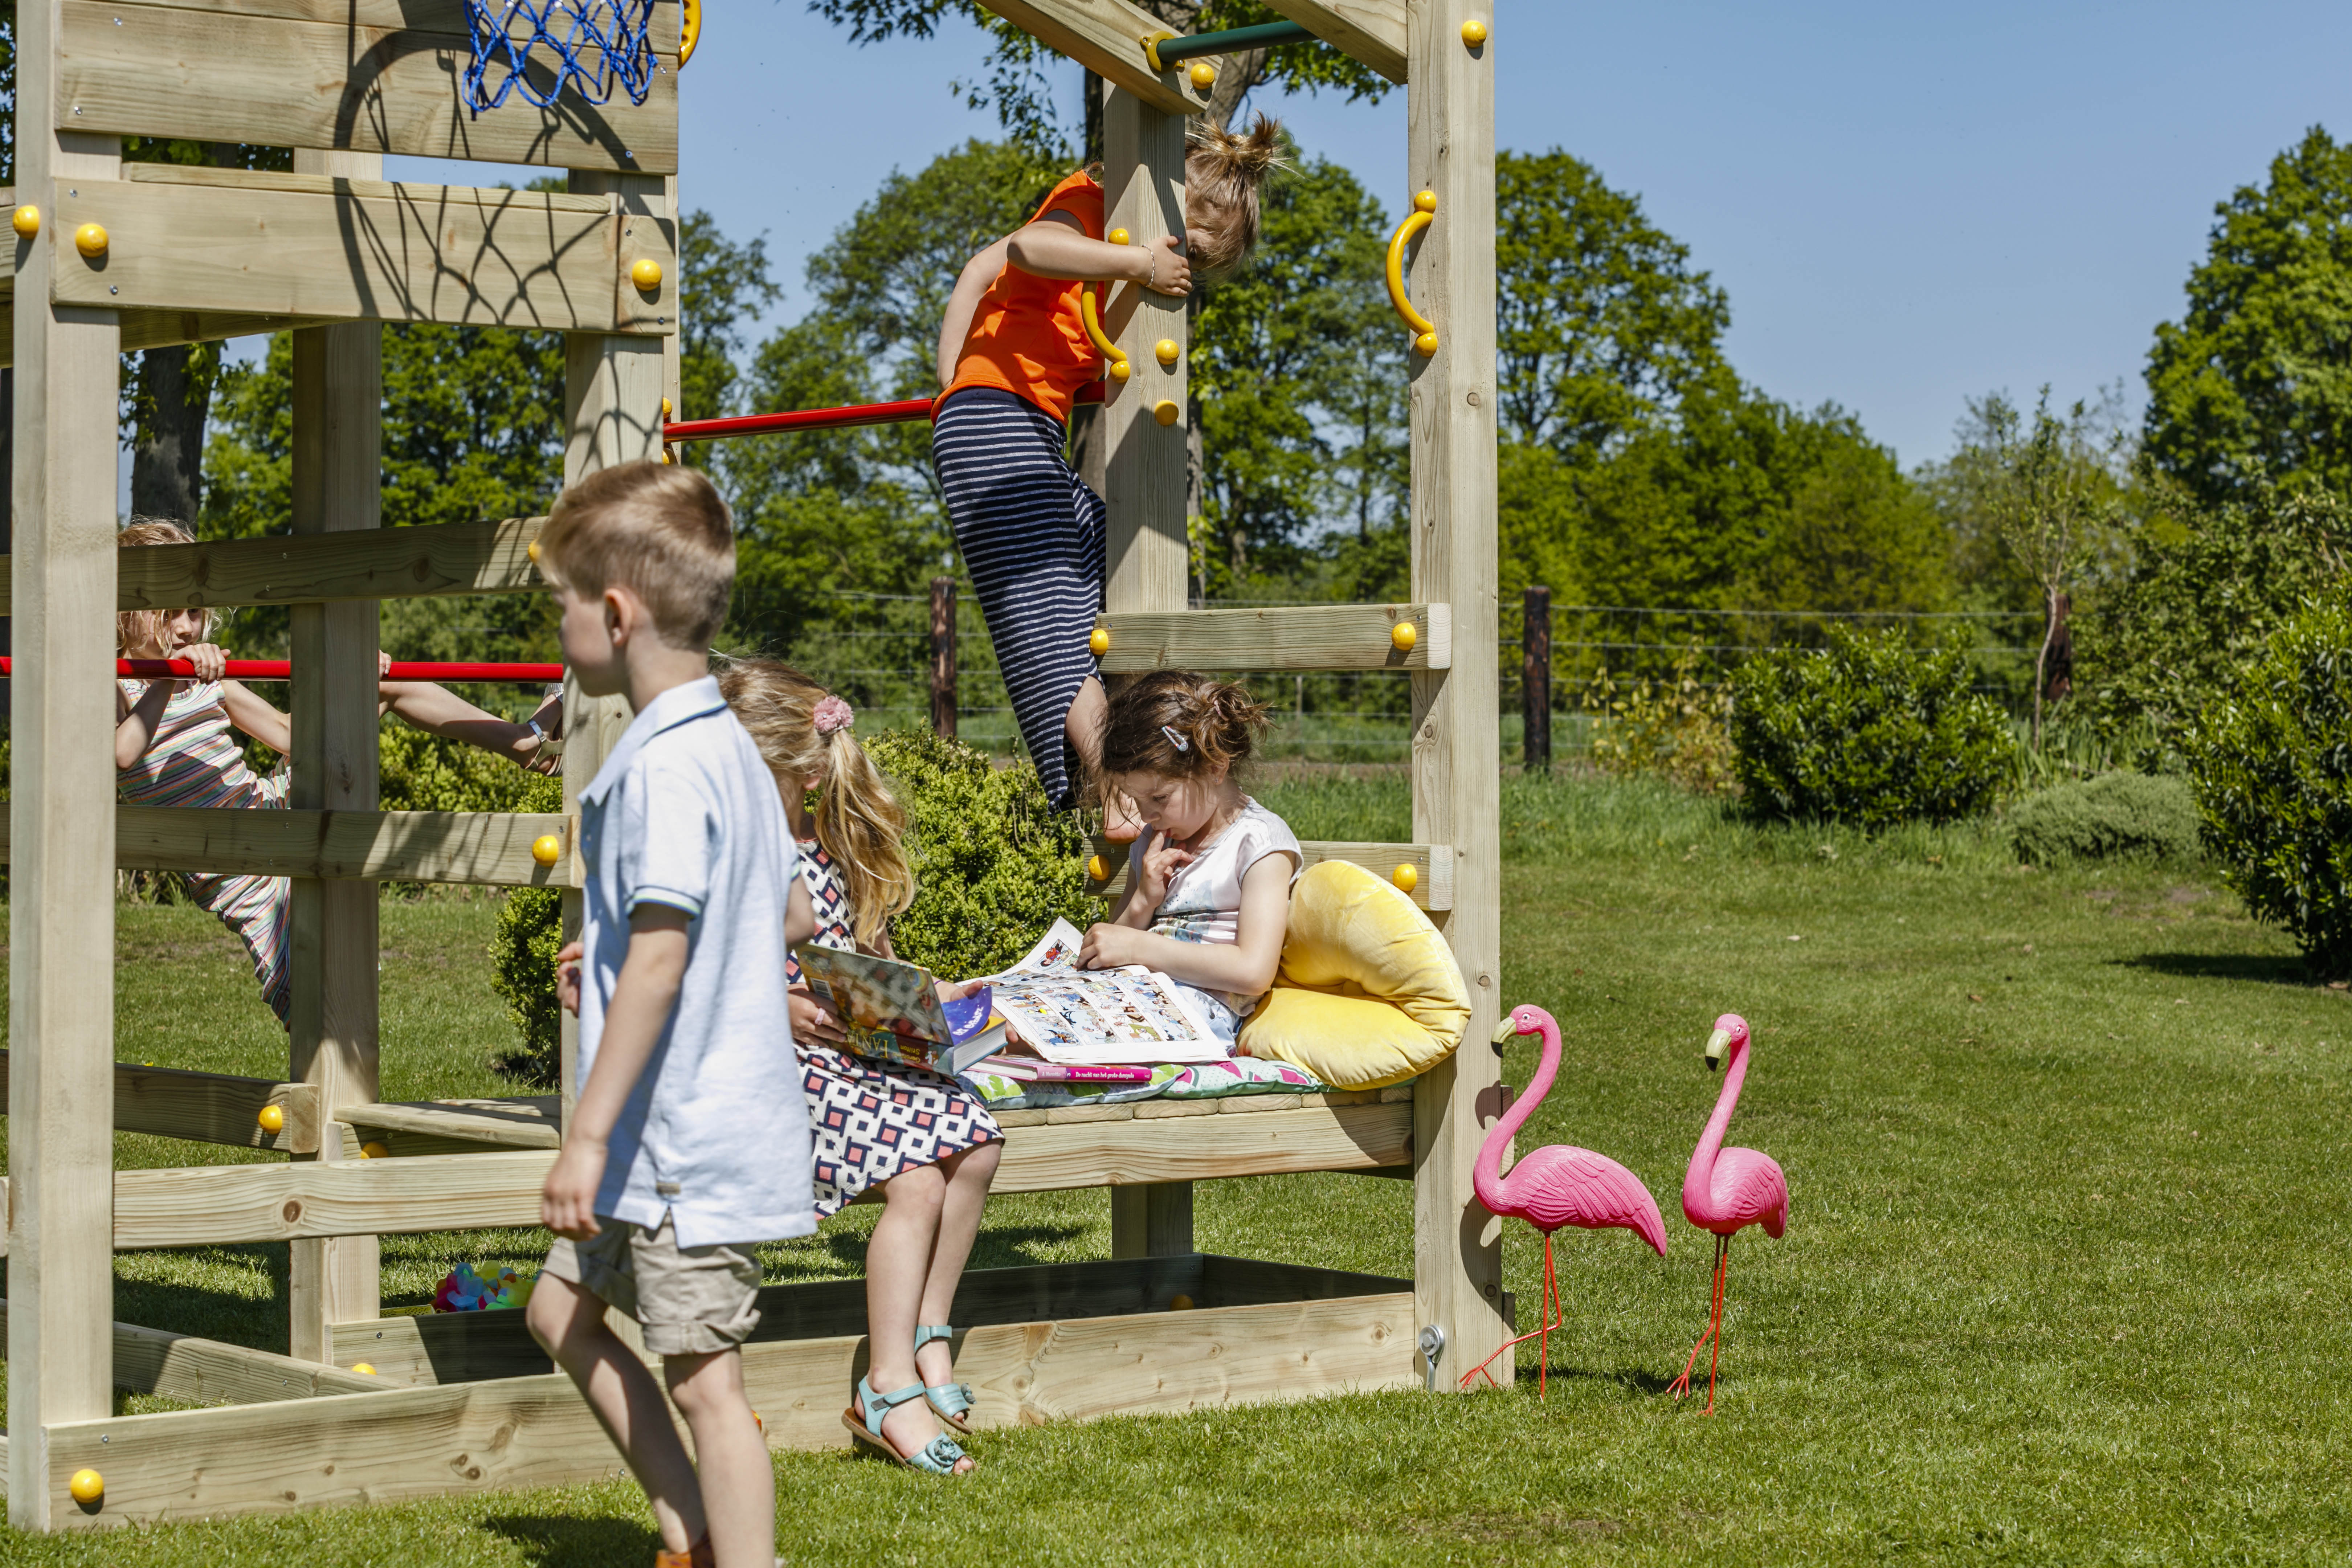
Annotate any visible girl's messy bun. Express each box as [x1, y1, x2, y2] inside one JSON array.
[[1097, 670, 1272, 784], [1185, 114, 1288, 281]]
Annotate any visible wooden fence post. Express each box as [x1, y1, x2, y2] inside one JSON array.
[[930, 575, 958, 740], [1522, 585, 1551, 773]]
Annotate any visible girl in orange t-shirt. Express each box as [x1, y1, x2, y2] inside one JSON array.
[[931, 116, 1283, 816]]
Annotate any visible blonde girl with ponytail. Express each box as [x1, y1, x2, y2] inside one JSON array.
[[713, 659, 1000, 1477], [930, 117, 1287, 825]]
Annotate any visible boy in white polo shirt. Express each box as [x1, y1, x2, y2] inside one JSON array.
[[523, 461, 808, 1568]]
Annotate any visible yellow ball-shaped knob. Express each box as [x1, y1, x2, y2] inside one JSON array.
[[660, 446, 675, 465], [12, 205, 39, 238], [74, 222, 108, 258], [1414, 331, 1440, 356], [257, 1103, 285, 1134], [1188, 61, 1217, 89], [1171, 1293, 1195, 1310], [1391, 620, 1417, 653], [630, 257, 663, 291], [1414, 190, 1437, 214], [1108, 227, 1131, 247], [1392, 863, 1418, 894], [1153, 399, 1180, 427], [532, 833, 563, 867], [360, 1140, 391, 1160], [1086, 853, 1110, 881], [351, 1362, 377, 1376], [1109, 358, 1131, 382], [1089, 626, 1111, 656], [1461, 19, 1488, 44], [661, 397, 672, 418], [527, 539, 540, 563], [1155, 338, 1180, 366], [68, 1469, 103, 1506]]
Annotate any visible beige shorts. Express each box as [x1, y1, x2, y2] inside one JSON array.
[[541, 1214, 763, 1356]]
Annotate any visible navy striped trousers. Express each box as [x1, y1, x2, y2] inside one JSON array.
[[932, 387, 1106, 810]]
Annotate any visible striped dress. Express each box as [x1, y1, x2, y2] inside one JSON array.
[[117, 679, 293, 1024], [931, 386, 1106, 810]]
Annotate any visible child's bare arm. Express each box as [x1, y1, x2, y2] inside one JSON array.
[[541, 905, 692, 1239], [218, 679, 293, 755], [1079, 853, 1293, 997], [1006, 211, 1189, 295], [380, 680, 554, 773], [113, 678, 177, 768], [785, 877, 816, 947], [938, 236, 1013, 389]]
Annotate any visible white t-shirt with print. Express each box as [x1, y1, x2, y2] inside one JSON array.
[[1127, 796, 1303, 1016]]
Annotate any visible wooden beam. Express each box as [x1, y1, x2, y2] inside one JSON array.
[[0, 1302, 398, 1403], [57, 0, 678, 173], [7, 3, 123, 1512], [1094, 602, 1451, 672], [1407, 0, 1510, 1394], [1261, 0, 1409, 83], [976, 0, 1208, 117], [39, 1290, 1412, 1524], [336, 1098, 562, 1151], [51, 175, 673, 336], [0, 805, 574, 887], [1086, 837, 1455, 911], [70, 0, 674, 36], [0, 1053, 320, 1153]]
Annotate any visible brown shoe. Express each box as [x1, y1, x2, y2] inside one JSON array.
[[653, 1538, 714, 1568]]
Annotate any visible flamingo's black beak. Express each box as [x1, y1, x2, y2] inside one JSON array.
[[1704, 1026, 1731, 1072]]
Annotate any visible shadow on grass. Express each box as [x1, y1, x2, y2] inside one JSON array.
[[113, 1243, 285, 1346], [483, 1514, 659, 1568], [2119, 952, 2318, 987], [1507, 1361, 1685, 1398], [772, 1223, 1088, 1283]]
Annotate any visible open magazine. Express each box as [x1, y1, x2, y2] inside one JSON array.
[[793, 918, 1228, 1074]]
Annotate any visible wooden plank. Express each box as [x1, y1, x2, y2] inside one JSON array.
[[1095, 602, 1450, 672], [1087, 836, 1455, 911], [86, 0, 682, 49], [0, 805, 574, 887], [336, 1099, 562, 1150], [0, 1052, 320, 1153], [0, 1303, 397, 1403], [286, 267, 384, 1363], [121, 161, 614, 211], [977, 0, 1207, 117], [53, 177, 673, 336], [995, 1099, 1409, 1193], [7, 69, 123, 1521], [58, 0, 678, 173], [1262, 0, 1409, 83], [1407, 0, 1510, 1393]]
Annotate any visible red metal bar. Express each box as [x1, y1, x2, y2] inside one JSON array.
[[0, 658, 565, 682], [663, 381, 1104, 444]]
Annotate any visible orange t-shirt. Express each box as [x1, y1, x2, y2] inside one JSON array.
[[943, 170, 1106, 424]]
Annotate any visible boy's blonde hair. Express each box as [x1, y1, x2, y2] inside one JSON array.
[[714, 658, 915, 950], [534, 461, 735, 649], [1185, 115, 1288, 281], [116, 516, 217, 654]]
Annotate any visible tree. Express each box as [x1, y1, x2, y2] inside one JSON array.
[[2144, 126, 2352, 505], [1987, 390, 2122, 748], [678, 208, 781, 430]]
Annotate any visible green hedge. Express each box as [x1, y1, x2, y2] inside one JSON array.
[[2007, 772, 2200, 866]]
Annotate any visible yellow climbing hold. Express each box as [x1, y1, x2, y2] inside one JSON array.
[[1089, 626, 1111, 656], [1461, 19, 1488, 45], [532, 834, 563, 867], [351, 1362, 377, 1376], [1188, 60, 1217, 89], [1171, 1293, 1195, 1310], [630, 257, 663, 291], [1153, 399, 1180, 426], [527, 539, 541, 564], [661, 397, 673, 418], [74, 222, 107, 258], [1109, 359, 1131, 383], [1108, 227, 1131, 248], [1415, 189, 1438, 215], [1087, 853, 1110, 882], [361, 1140, 391, 1160], [12, 205, 38, 238], [1155, 338, 1180, 366], [1414, 330, 1439, 357], [68, 1469, 103, 1506], [1392, 620, 1417, 653], [1392, 863, 1418, 894], [257, 1103, 285, 1135]]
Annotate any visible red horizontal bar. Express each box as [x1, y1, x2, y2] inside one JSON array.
[[0, 657, 564, 683], [663, 381, 1105, 444]]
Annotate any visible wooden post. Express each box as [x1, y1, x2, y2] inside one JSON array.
[[285, 147, 385, 1364], [1407, 0, 1510, 1389], [1102, 87, 1196, 1261], [1522, 585, 1551, 773], [7, 0, 124, 1519], [930, 575, 958, 740]]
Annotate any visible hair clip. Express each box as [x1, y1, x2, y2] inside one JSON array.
[[1161, 724, 1190, 752]]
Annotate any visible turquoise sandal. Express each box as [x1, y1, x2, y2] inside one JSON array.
[[915, 1324, 976, 1433], [843, 1375, 970, 1475]]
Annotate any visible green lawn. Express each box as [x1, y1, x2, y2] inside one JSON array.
[[6, 772, 2349, 1564]]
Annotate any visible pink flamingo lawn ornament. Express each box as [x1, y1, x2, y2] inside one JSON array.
[[1669, 1012, 1789, 1415], [1460, 1003, 1667, 1398]]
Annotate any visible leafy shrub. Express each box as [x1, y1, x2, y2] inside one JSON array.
[[380, 723, 553, 813], [2181, 597, 2352, 978], [2007, 771, 2200, 865], [493, 886, 565, 1085], [1581, 648, 1735, 794], [1729, 626, 2018, 828]]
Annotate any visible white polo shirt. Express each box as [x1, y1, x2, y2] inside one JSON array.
[[574, 675, 814, 1249]]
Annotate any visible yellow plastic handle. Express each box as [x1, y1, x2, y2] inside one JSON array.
[[680, 0, 700, 65], [1080, 283, 1131, 382], [1385, 191, 1439, 355]]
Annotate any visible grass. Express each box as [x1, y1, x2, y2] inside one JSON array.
[[7, 772, 2351, 1563]]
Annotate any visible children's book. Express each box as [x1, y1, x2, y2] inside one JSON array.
[[969, 919, 1229, 1066], [790, 946, 1008, 1079]]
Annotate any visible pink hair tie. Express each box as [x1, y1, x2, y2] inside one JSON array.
[[813, 694, 855, 736]]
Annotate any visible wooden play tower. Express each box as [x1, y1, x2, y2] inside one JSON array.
[[0, 0, 1503, 1530]]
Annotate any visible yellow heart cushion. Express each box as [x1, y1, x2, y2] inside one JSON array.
[[1238, 859, 1470, 1089]]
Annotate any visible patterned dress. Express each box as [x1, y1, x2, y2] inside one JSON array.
[[787, 840, 1002, 1217], [117, 679, 293, 1023]]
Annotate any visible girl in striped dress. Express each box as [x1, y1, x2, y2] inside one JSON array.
[[931, 117, 1284, 816], [114, 518, 561, 1024], [715, 658, 1000, 1476]]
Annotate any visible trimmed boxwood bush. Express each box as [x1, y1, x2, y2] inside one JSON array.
[[2008, 771, 2200, 865], [2181, 597, 2352, 979], [1730, 626, 2018, 829]]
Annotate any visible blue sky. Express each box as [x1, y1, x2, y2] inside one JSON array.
[[392, 0, 2347, 468]]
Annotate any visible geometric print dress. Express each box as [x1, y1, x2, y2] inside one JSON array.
[[785, 839, 1003, 1218]]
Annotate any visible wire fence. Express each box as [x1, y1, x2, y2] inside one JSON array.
[[767, 584, 2050, 771]]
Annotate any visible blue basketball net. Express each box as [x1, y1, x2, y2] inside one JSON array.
[[463, 0, 661, 114]]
